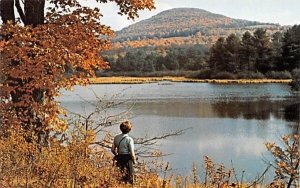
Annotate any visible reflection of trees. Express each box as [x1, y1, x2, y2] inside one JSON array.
[[133, 99, 299, 124], [212, 99, 300, 133], [133, 101, 215, 118], [284, 102, 300, 135], [211, 100, 298, 121], [284, 103, 300, 122]]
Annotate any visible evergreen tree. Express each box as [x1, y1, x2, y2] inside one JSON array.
[[282, 25, 300, 71], [252, 29, 273, 73], [144, 53, 157, 72], [239, 31, 255, 72], [209, 37, 226, 72], [271, 31, 284, 71], [224, 34, 240, 73]]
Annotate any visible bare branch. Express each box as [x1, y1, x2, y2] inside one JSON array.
[[246, 164, 272, 188], [64, 89, 188, 159], [135, 128, 188, 145]]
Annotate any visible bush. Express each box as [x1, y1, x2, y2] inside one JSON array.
[[266, 134, 300, 188], [0, 129, 165, 187], [185, 69, 213, 79], [290, 69, 300, 91], [211, 71, 237, 79], [236, 71, 265, 79], [291, 69, 300, 79], [265, 71, 292, 79], [143, 71, 182, 77], [97, 70, 202, 78]]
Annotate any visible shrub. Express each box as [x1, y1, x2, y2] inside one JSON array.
[[266, 134, 299, 188], [236, 71, 266, 79], [290, 69, 300, 91], [211, 71, 237, 79], [265, 71, 292, 79], [185, 69, 213, 79], [0, 130, 121, 187], [291, 69, 300, 79]]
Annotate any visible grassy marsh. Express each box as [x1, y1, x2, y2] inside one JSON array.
[[89, 76, 292, 84]]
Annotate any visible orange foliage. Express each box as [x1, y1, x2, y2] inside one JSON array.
[[0, 130, 106, 187], [0, 127, 164, 187], [0, 0, 155, 137], [266, 134, 299, 187]]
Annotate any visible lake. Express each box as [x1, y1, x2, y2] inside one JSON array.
[[60, 82, 300, 182]]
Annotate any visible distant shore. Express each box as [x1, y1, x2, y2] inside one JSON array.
[[89, 77, 292, 84]]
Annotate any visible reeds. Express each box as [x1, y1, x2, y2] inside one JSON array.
[[89, 76, 292, 84]]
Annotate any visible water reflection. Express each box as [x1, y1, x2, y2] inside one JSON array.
[[60, 83, 299, 181], [284, 103, 300, 122], [131, 115, 288, 181], [132, 99, 299, 122], [125, 98, 299, 181]]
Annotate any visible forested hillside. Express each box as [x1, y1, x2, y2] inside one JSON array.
[[102, 26, 300, 80], [100, 8, 299, 82], [114, 8, 283, 47]]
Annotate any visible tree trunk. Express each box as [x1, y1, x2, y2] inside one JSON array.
[[0, 0, 15, 24], [0, 0, 45, 26], [24, 0, 45, 26]]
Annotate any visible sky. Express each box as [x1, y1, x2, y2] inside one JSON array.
[[2, 0, 299, 30], [92, 0, 300, 31]]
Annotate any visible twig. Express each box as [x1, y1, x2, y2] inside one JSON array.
[[230, 160, 239, 184], [246, 164, 272, 188]]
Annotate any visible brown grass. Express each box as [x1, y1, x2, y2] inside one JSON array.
[[89, 76, 292, 84]]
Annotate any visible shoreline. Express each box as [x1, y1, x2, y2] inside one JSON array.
[[89, 76, 293, 84]]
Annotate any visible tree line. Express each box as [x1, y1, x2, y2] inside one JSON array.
[[103, 44, 208, 74], [209, 26, 300, 76], [103, 25, 300, 79]]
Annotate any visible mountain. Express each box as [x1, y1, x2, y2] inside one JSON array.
[[114, 8, 282, 43]]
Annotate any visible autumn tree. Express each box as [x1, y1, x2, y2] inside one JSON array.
[[0, 0, 155, 141]]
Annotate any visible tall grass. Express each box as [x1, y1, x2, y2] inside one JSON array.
[[0, 129, 298, 187]]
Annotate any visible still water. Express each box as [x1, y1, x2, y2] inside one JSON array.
[[60, 82, 299, 182]]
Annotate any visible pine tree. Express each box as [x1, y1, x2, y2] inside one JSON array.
[[252, 29, 273, 73], [209, 37, 226, 72], [282, 25, 300, 71], [224, 34, 240, 73]]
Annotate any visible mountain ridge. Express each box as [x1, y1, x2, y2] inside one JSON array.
[[115, 8, 280, 42]]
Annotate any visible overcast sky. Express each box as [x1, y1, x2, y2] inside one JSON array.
[[93, 0, 300, 31]]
